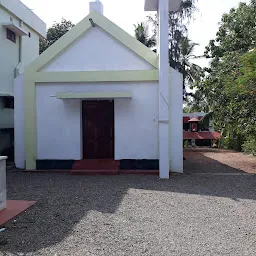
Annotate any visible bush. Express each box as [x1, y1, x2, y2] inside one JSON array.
[[221, 134, 245, 151], [242, 137, 256, 156], [183, 140, 189, 148], [221, 137, 233, 149]]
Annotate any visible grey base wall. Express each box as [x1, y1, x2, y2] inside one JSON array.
[[119, 159, 159, 170], [36, 160, 75, 170], [0, 129, 14, 156], [36, 159, 159, 170]]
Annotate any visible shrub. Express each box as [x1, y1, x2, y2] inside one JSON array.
[[221, 136, 233, 149], [183, 140, 189, 148], [221, 134, 245, 151], [242, 137, 256, 156]]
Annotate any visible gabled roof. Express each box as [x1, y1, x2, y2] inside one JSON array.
[[27, 11, 158, 73]]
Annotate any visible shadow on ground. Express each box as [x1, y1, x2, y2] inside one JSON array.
[[1, 152, 255, 254]]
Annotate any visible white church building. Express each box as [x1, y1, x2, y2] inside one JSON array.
[[14, 0, 183, 179]]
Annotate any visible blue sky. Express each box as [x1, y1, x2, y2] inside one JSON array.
[[21, 0, 250, 67]]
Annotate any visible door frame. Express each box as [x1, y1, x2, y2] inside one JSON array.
[[81, 100, 115, 159]]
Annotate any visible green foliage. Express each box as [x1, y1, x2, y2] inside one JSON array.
[[183, 106, 191, 113], [179, 37, 202, 95], [185, 89, 210, 113], [242, 136, 256, 155], [205, 0, 256, 59], [134, 22, 156, 49], [221, 132, 245, 151], [40, 18, 75, 54], [201, 51, 256, 135], [198, 112, 213, 130], [139, 0, 200, 96], [221, 137, 234, 150], [166, 0, 198, 71], [183, 140, 189, 148], [194, 1, 256, 152]]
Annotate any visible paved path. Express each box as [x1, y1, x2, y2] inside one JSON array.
[[0, 171, 255, 256]]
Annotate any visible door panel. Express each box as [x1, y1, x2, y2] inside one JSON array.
[[82, 100, 114, 159]]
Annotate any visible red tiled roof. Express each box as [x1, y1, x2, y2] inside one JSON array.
[[189, 117, 200, 122], [183, 131, 221, 140], [183, 116, 203, 123]]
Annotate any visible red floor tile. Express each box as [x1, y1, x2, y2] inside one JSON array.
[[0, 200, 36, 226]]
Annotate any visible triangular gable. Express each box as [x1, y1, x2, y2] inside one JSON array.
[[42, 27, 155, 72], [27, 12, 158, 73]]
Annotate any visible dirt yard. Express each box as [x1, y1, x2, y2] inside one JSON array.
[[184, 148, 256, 174]]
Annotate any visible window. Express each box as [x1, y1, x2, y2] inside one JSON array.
[[7, 28, 16, 43], [3, 97, 14, 109]]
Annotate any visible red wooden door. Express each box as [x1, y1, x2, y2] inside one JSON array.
[[82, 100, 114, 159]]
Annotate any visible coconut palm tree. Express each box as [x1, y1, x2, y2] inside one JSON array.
[[134, 22, 201, 98], [134, 22, 156, 49], [179, 37, 202, 94]]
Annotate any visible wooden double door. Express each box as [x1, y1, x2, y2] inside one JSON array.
[[82, 100, 114, 159]]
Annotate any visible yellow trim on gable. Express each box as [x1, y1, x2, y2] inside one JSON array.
[[33, 70, 159, 83]]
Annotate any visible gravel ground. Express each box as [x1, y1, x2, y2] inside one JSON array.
[[0, 170, 256, 256], [184, 148, 256, 174]]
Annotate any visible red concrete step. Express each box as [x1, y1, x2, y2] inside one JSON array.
[[72, 159, 119, 171]]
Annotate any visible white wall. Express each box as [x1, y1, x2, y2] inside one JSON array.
[[169, 68, 183, 173], [0, 7, 40, 96], [36, 82, 158, 160], [0, 0, 46, 38], [0, 6, 42, 130], [0, 7, 19, 94], [42, 27, 155, 72], [14, 75, 25, 169], [21, 24, 40, 69]]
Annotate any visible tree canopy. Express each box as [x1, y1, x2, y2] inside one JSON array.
[[40, 18, 75, 54], [195, 0, 256, 152], [134, 0, 200, 96], [134, 22, 156, 49], [205, 1, 256, 59]]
